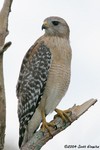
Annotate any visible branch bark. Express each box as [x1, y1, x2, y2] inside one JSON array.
[[21, 98, 97, 150], [0, 0, 13, 149]]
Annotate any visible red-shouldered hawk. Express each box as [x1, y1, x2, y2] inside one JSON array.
[[16, 16, 72, 148]]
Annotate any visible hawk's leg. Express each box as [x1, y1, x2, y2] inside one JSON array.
[[55, 108, 72, 123], [41, 111, 55, 136]]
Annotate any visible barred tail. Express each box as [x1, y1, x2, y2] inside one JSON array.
[[19, 125, 26, 148], [18, 108, 42, 148]]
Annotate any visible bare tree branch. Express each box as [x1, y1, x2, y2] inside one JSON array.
[[0, 0, 13, 50], [21, 98, 97, 150], [0, 0, 13, 149]]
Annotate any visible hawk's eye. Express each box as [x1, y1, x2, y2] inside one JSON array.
[[52, 21, 59, 26]]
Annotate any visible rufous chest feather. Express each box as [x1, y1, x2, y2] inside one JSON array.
[[44, 36, 72, 98], [45, 36, 72, 67]]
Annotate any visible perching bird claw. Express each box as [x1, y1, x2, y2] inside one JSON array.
[[55, 108, 72, 123], [41, 110, 56, 136], [41, 121, 55, 136]]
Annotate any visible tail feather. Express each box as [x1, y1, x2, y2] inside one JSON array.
[[18, 108, 42, 147], [27, 108, 42, 140], [19, 125, 26, 148]]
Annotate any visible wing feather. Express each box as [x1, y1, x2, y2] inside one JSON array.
[[16, 42, 51, 147]]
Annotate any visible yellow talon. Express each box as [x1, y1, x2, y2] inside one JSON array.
[[41, 110, 55, 136], [55, 108, 72, 123]]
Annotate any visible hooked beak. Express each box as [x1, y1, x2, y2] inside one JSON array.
[[42, 21, 49, 30]]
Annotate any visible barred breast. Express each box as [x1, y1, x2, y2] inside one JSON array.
[[39, 36, 72, 114]]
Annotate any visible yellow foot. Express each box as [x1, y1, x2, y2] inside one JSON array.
[[41, 121, 55, 136], [55, 108, 72, 123], [41, 110, 56, 136]]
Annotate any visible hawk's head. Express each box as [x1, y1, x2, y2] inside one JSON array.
[[42, 16, 70, 38]]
